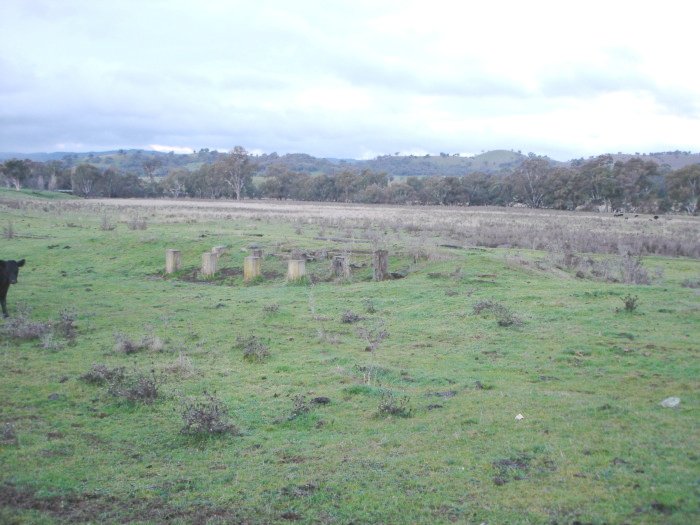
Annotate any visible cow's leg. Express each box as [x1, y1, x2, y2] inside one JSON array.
[[1, 285, 8, 317]]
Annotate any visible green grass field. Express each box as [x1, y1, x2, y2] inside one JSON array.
[[1, 192, 699, 524]]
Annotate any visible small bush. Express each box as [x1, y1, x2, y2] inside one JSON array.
[[113, 331, 163, 354], [40, 333, 65, 352], [377, 391, 413, 417], [126, 216, 148, 230], [80, 363, 125, 385], [362, 298, 377, 314], [165, 352, 195, 378], [619, 254, 650, 285], [263, 303, 280, 314], [56, 308, 78, 342], [236, 335, 270, 361], [100, 214, 116, 231], [357, 320, 389, 352], [0, 423, 17, 445], [181, 391, 237, 436], [289, 394, 311, 420], [1, 308, 51, 340], [107, 369, 159, 403], [341, 310, 362, 324], [473, 300, 523, 327], [620, 294, 639, 312]]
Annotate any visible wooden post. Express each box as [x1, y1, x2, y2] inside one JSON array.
[[165, 249, 181, 274], [332, 255, 350, 279], [201, 252, 218, 277], [372, 250, 388, 281], [244, 256, 262, 282], [287, 259, 306, 281]]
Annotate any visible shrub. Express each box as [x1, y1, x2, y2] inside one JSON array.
[[620, 294, 639, 312], [289, 394, 311, 420], [107, 369, 159, 403], [341, 310, 362, 324], [377, 391, 413, 417], [236, 335, 270, 361], [164, 352, 195, 378], [357, 320, 389, 352], [362, 298, 377, 314], [55, 308, 78, 342], [100, 214, 116, 231], [39, 333, 64, 352], [113, 331, 163, 354], [1, 308, 51, 340], [0, 423, 17, 445], [126, 216, 147, 230], [263, 303, 280, 314], [619, 254, 650, 285], [180, 392, 237, 436], [80, 363, 125, 385], [473, 300, 523, 327]]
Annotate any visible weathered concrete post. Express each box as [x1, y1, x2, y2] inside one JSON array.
[[201, 252, 218, 277], [372, 250, 388, 281], [165, 249, 181, 274], [287, 259, 306, 281], [212, 245, 227, 257], [332, 255, 350, 279], [244, 256, 262, 282], [252, 248, 263, 258]]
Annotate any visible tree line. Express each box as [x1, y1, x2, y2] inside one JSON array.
[[1, 148, 698, 214]]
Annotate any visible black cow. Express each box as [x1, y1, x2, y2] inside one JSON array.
[[1, 259, 25, 318]]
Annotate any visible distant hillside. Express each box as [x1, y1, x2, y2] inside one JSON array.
[[2, 148, 699, 178]]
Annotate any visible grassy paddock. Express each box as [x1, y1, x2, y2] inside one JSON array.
[[1, 194, 699, 524]]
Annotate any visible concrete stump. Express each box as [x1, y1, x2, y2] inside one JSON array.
[[165, 249, 181, 274], [332, 255, 350, 279], [252, 248, 264, 258], [372, 250, 388, 281], [201, 252, 218, 277], [212, 245, 227, 257], [244, 256, 262, 282], [287, 259, 306, 281]]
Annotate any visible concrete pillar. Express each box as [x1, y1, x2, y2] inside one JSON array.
[[201, 252, 218, 277], [287, 259, 306, 281], [165, 249, 181, 274], [372, 250, 388, 281], [244, 256, 262, 282]]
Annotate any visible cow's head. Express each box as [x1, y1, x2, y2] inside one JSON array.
[[0, 259, 25, 284]]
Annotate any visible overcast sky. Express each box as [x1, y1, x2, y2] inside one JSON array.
[[1, 0, 699, 160]]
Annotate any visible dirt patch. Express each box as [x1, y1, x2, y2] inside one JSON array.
[[492, 455, 531, 485], [0, 482, 248, 524]]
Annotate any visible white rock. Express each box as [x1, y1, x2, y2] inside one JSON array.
[[515, 413, 524, 420], [660, 397, 680, 408]]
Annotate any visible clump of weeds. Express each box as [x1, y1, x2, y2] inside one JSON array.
[[618, 294, 639, 313], [107, 368, 160, 404], [377, 391, 413, 417], [80, 363, 125, 385], [1, 306, 51, 341], [236, 335, 271, 361], [341, 310, 362, 323], [263, 303, 280, 314], [180, 391, 238, 436], [473, 299, 523, 327]]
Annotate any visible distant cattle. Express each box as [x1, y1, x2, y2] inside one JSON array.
[[1, 259, 25, 318]]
